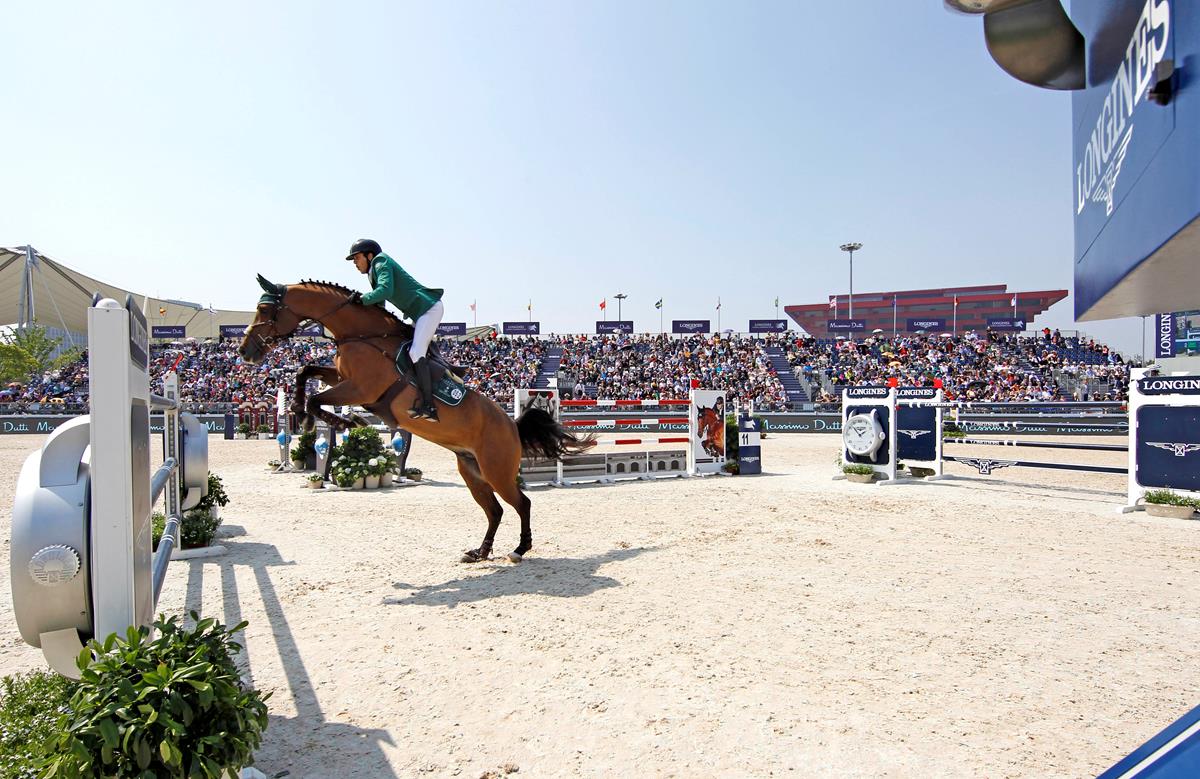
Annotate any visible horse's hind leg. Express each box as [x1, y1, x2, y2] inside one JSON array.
[[456, 454, 504, 564], [475, 447, 532, 563]]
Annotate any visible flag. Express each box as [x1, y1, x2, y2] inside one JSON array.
[[716, 298, 721, 310], [953, 295, 958, 309], [527, 300, 532, 311], [829, 298, 836, 310], [774, 297, 779, 308], [655, 299, 662, 310], [1011, 295, 1017, 307], [599, 299, 606, 310], [158, 306, 167, 316], [469, 302, 476, 312]]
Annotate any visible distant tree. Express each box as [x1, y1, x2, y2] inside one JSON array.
[[0, 325, 64, 385]]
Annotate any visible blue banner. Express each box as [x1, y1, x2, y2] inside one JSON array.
[[502, 321, 540, 335], [906, 318, 946, 332], [672, 320, 710, 334], [296, 323, 324, 337], [151, 325, 186, 339], [219, 324, 246, 339], [748, 319, 786, 333], [596, 321, 634, 334], [1136, 375, 1200, 396], [827, 319, 866, 332], [986, 317, 1028, 332], [1155, 313, 1176, 359], [436, 322, 467, 336]]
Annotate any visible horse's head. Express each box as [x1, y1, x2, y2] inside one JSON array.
[[239, 274, 302, 364]]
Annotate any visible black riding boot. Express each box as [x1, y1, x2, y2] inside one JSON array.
[[410, 356, 439, 422]]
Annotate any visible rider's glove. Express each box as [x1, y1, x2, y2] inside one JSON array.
[[348, 291, 363, 305]]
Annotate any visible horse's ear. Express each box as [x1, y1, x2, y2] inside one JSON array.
[[256, 274, 286, 297]]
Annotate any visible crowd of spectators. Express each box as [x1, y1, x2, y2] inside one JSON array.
[[554, 333, 790, 410], [784, 329, 1129, 405], [0, 326, 1131, 416]]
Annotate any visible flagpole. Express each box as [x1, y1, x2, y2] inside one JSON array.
[[892, 295, 897, 338], [717, 297, 721, 333], [953, 296, 957, 336]]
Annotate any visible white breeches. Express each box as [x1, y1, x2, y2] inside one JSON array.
[[410, 300, 444, 362]]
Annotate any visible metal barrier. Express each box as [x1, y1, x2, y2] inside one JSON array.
[[10, 296, 209, 677]]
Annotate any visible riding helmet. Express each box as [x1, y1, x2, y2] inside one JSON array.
[[346, 238, 382, 260]]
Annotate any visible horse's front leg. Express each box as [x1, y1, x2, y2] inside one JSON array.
[[293, 366, 342, 430], [305, 380, 382, 431]]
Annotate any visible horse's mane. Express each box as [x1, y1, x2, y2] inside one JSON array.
[[296, 279, 412, 335]]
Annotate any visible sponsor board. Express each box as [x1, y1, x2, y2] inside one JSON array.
[[672, 320, 710, 334], [596, 321, 634, 334], [748, 319, 787, 333], [827, 319, 866, 332], [151, 325, 186, 339], [436, 322, 467, 336], [503, 321, 540, 335]]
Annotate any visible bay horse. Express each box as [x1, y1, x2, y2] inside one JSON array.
[[238, 276, 593, 563]]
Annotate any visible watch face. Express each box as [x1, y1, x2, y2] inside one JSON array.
[[843, 412, 883, 457]]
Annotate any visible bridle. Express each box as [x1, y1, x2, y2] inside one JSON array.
[[245, 292, 356, 353]]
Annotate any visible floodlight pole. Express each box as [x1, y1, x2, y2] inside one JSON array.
[[840, 242, 862, 339]]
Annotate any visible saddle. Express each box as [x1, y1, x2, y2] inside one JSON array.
[[366, 341, 469, 426]]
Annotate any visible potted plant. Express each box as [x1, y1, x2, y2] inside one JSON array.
[[195, 473, 229, 520], [256, 423, 271, 440], [379, 451, 397, 487], [1142, 489, 1199, 519], [364, 458, 383, 489], [722, 461, 740, 475], [404, 467, 423, 482], [42, 614, 269, 778], [235, 421, 250, 440], [333, 468, 356, 489], [306, 473, 324, 489], [290, 429, 319, 470], [266, 458, 281, 470], [842, 463, 876, 484]]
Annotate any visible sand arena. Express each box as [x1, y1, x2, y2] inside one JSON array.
[[1, 432, 1196, 778]]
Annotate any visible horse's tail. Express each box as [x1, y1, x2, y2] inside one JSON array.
[[516, 407, 595, 460]]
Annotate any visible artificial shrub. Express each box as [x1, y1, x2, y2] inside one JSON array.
[[43, 614, 269, 779]]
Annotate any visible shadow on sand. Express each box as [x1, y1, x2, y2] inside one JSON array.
[[385, 546, 658, 609]]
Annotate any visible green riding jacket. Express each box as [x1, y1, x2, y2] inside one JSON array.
[[360, 253, 444, 319]]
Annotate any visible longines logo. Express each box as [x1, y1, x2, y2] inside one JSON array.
[[898, 429, 930, 440], [1075, 0, 1170, 218], [1146, 442, 1200, 457], [956, 458, 1016, 475]]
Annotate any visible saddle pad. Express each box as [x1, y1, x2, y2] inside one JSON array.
[[395, 343, 468, 407]]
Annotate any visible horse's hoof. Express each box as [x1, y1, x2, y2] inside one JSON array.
[[461, 548, 489, 563], [507, 552, 523, 563]]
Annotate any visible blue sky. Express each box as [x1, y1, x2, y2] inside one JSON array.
[[0, 1, 1147, 354]]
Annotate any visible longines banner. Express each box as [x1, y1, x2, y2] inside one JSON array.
[[748, 319, 787, 333], [502, 321, 540, 335], [219, 325, 246, 338], [826, 319, 866, 332], [151, 325, 186, 339], [296, 323, 324, 337], [1155, 313, 1176, 359], [906, 318, 946, 332], [672, 320, 710, 334], [986, 317, 1027, 332], [596, 321, 634, 334], [436, 322, 467, 336]]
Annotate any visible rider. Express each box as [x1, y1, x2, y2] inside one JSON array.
[[346, 239, 445, 421]]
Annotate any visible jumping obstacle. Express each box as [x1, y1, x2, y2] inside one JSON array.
[[10, 296, 209, 677], [840, 386, 944, 483], [843, 376, 1200, 508], [1123, 368, 1200, 513], [515, 389, 727, 485]]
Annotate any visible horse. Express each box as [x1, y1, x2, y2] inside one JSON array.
[[238, 276, 594, 563], [695, 400, 725, 458]]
